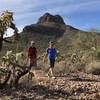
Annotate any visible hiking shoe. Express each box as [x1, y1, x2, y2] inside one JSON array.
[[52, 76, 56, 79], [46, 73, 50, 78]]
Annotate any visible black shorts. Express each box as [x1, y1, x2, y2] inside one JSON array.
[[49, 59, 55, 68]]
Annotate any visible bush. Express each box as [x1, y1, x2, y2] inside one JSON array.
[[97, 50, 100, 61], [86, 61, 100, 75]]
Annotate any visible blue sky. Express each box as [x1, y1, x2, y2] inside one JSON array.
[[0, 0, 100, 36]]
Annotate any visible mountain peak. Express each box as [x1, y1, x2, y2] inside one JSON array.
[[37, 12, 65, 25]]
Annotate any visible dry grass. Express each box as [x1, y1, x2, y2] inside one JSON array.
[[86, 61, 100, 75]]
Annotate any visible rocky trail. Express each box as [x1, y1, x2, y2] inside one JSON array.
[[0, 70, 100, 100]]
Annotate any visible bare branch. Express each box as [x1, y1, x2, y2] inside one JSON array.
[[0, 70, 11, 88], [3, 38, 13, 43]]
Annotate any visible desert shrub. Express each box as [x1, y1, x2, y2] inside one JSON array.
[[86, 61, 100, 75], [54, 61, 67, 75], [97, 49, 100, 61]]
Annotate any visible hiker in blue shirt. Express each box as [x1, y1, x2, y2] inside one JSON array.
[[43, 41, 57, 79]]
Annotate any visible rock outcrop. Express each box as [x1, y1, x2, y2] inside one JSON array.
[[23, 13, 66, 37], [37, 12, 65, 25]]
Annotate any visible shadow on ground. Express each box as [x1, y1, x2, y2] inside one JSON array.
[[0, 84, 69, 100]]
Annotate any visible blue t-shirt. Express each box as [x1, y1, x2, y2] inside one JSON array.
[[46, 48, 56, 60]]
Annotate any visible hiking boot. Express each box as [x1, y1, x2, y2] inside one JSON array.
[[52, 76, 56, 79], [46, 73, 51, 78]]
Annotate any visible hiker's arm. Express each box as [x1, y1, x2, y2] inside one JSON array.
[[43, 48, 48, 62], [26, 48, 30, 62], [43, 53, 47, 63]]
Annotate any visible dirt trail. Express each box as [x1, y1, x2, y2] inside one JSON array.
[[0, 71, 100, 100]]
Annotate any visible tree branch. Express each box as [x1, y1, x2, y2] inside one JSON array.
[[14, 65, 32, 87], [3, 38, 13, 43], [9, 61, 29, 70], [10, 22, 18, 33], [9, 61, 31, 87], [0, 70, 11, 88]]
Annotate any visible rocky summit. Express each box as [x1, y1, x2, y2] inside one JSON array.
[[37, 12, 65, 25], [23, 13, 66, 37]]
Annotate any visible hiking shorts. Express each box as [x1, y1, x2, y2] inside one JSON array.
[[29, 58, 37, 68], [49, 59, 55, 68]]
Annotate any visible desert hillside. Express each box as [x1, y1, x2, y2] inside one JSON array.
[[3, 12, 100, 55]]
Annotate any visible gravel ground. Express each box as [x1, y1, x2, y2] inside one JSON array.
[[0, 72, 100, 100]]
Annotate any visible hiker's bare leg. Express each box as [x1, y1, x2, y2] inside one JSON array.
[[32, 59, 37, 79], [47, 67, 51, 77], [29, 59, 36, 80], [50, 68, 55, 77]]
